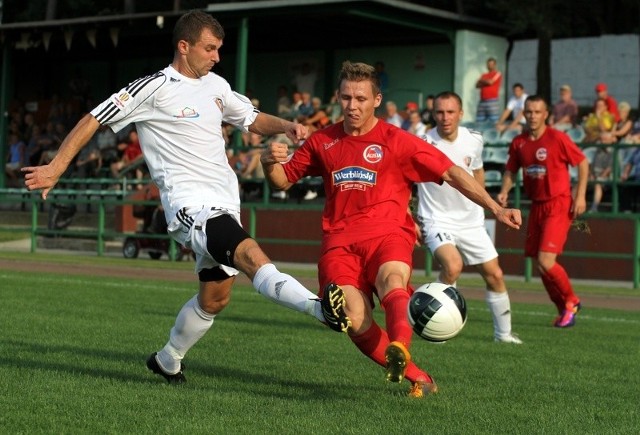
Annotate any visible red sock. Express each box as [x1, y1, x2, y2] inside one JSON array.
[[350, 322, 434, 383], [540, 271, 565, 313], [380, 288, 413, 348], [545, 263, 580, 308], [350, 322, 388, 368]]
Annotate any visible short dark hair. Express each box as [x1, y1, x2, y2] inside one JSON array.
[[513, 83, 524, 90], [173, 10, 225, 49], [434, 91, 462, 109], [338, 61, 381, 95], [525, 94, 549, 110]]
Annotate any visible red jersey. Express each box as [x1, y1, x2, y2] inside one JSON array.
[[479, 70, 502, 100], [505, 127, 585, 202], [283, 121, 453, 250], [124, 139, 142, 161]]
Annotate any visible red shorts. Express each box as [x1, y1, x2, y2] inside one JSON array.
[[525, 196, 572, 257], [318, 232, 414, 302]]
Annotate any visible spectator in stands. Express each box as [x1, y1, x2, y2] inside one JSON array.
[[401, 101, 419, 130], [239, 132, 267, 180], [296, 92, 314, 122], [374, 61, 389, 93], [583, 98, 615, 143], [110, 128, 143, 188], [5, 132, 26, 187], [38, 122, 67, 165], [22, 112, 36, 145], [94, 123, 119, 166], [600, 101, 633, 145], [407, 110, 427, 137], [594, 83, 620, 123], [302, 97, 331, 133], [475, 57, 502, 124], [75, 137, 102, 180], [619, 147, 640, 212], [385, 101, 403, 127], [25, 124, 45, 166], [289, 91, 303, 120], [419, 94, 435, 129], [293, 61, 317, 96], [588, 146, 613, 213], [549, 84, 578, 129], [495, 83, 528, 133], [276, 85, 291, 118]]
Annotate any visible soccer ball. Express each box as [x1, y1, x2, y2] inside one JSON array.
[[408, 282, 467, 342]]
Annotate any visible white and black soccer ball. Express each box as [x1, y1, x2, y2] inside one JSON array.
[[408, 282, 467, 342]]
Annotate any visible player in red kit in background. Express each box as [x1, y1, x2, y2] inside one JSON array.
[[262, 61, 522, 398], [498, 95, 589, 328]]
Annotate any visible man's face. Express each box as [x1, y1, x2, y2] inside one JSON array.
[[184, 28, 222, 78], [560, 89, 571, 101], [339, 79, 381, 133], [513, 86, 524, 98], [433, 96, 463, 138], [524, 100, 549, 131], [487, 60, 496, 71]]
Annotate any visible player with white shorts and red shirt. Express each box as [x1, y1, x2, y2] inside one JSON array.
[[415, 91, 522, 344]]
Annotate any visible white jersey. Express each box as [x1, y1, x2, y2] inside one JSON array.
[[416, 127, 485, 227], [90, 65, 258, 223]]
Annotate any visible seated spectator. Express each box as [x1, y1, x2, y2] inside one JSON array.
[[296, 92, 314, 122], [594, 82, 620, 122], [420, 94, 435, 129], [326, 91, 343, 125], [276, 85, 291, 118], [5, 132, 26, 187], [401, 101, 419, 130], [302, 97, 331, 133], [288, 91, 303, 120], [385, 101, 403, 127], [588, 147, 613, 212], [25, 124, 47, 166], [549, 84, 578, 129], [495, 83, 527, 133], [583, 98, 615, 143], [110, 128, 143, 188], [600, 102, 633, 145], [407, 111, 427, 137], [94, 124, 119, 166], [239, 132, 266, 180], [619, 147, 640, 212], [75, 139, 102, 180], [37, 122, 67, 165]]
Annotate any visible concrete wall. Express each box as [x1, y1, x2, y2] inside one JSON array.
[[507, 34, 640, 109], [454, 30, 510, 122]]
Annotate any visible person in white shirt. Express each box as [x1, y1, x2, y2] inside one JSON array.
[[414, 91, 522, 344], [384, 101, 403, 127], [22, 10, 350, 384], [495, 83, 528, 133]]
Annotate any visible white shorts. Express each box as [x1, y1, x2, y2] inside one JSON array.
[[167, 206, 241, 276], [419, 220, 498, 266]]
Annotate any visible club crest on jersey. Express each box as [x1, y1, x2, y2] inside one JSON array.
[[363, 144, 383, 163], [173, 107, 199, 119], [111, 92, 131, 109], [332, 166, 377, 191], [536, 147, 548, 161]]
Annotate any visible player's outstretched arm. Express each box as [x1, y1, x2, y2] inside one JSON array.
[[22, 114, 101, 200], [250, 112, 308, 144], [443, 165, 521, 230], [261, 142, 295, 191]]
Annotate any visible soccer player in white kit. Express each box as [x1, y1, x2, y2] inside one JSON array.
[[22, 10, 350, 384], [414, 91, 522, 344]]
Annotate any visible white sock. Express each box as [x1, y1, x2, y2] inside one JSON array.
[[156, 295, 215, 374], [486, 290, 512, 339], [252, 263, 323, 322]]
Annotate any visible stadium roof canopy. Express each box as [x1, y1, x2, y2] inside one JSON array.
[[0, 0, 507, 56]]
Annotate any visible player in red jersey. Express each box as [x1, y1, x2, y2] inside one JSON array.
[[497, 95, 589, 328], [261, 61, 521, 398]]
